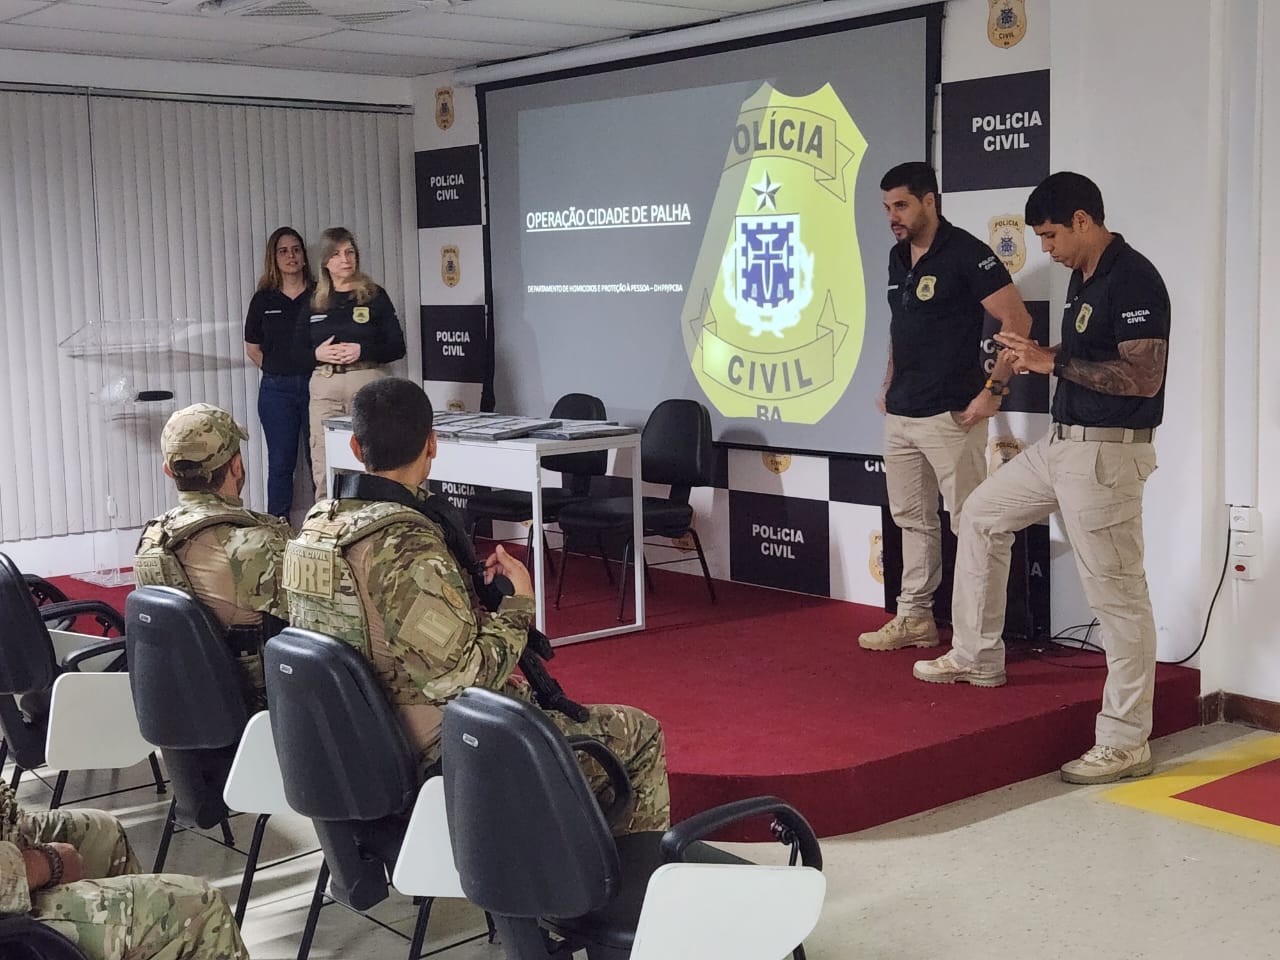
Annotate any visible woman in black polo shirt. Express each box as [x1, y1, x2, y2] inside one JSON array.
[[244, 226, 315, 521], [306, 226, 406, 497]]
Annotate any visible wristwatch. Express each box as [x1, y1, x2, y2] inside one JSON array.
[[34, 843, 64, 889], [1052, 352, 1069, 379], [984, 377, 1010, 397]]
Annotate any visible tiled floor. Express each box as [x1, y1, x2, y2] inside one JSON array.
[[12, 722, 1280, 959]]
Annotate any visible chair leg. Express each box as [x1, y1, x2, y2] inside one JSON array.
[[643, 552, 654, 592], [219, 819, 236, 848], [153, 798, 177, 872], [484, 911, 497, 943], [689, 528, 717, 604], [794, 945, 807, 960], [296, 860, 330, 960], [595, 534, 615, 585], [49, 770, 69, 810], [492, 916, 555, 958], [0, 738, 8, 771], [541, 532, 558, 576], [234, 813, 271, 927], [148, 752, 167, 795], [555, 532, 570, 609], [617, 539, 633, 622], [406, 896, 434, 960], [9, 765, 22, 792]]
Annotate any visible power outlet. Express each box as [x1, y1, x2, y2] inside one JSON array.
[[1230, 505, 1261, 532]]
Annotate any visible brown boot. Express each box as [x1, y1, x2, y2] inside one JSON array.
[[858, 615, 940, 651]]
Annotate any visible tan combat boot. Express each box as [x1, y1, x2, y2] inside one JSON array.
[[858, 614, 940, 651]]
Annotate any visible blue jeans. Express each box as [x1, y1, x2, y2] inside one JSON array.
[[257, 373, 311, 517]]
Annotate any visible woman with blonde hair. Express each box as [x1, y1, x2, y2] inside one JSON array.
[[244, 225, 315, 520], [307, 226, 406, 496]]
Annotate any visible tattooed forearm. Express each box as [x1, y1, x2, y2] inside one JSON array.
[[1060, 338, 1167, 397]]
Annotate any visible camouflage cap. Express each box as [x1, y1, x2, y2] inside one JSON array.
[[161, 403, 248, 481]]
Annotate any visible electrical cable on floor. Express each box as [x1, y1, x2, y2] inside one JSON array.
[[1160, 515, 1231, 666], [1031, 619, 1107, 668]]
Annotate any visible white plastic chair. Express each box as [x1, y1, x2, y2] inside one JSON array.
[[390, 775, 464, 899], [631, 862, 827, 960]]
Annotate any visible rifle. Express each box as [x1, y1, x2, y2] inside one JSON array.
[[333, 472, 590, 723]]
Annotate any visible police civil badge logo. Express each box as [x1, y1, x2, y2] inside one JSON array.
[[683, 83, 866, 424], [916, 276, 937, 301], [988, 215, 1027, 274], [988, 0, 1027, 48], [352, 307, 370, 324], [435, 87, 454, 131], [441, 245, 461, 288], [762, 452, 792, 474], [1075, 302, 1093, 333], [447, 399, 466, 412], [869, 531, 884, 585], [988, 435, 1026, 476], [670, 530, 696, 551]]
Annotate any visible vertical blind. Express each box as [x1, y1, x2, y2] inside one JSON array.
[[0, 89, 413, 541]]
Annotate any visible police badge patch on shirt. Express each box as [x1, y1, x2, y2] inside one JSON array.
[[353, 307, 370, 324], [1075, 303, 1093, 333], [916, 275, 937, 301]]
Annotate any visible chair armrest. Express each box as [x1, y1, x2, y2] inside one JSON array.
[[566, 735, 635, 832], [40, 599, 126, 636], [661, 796, 823, 870], [61, 636, 127, 672]]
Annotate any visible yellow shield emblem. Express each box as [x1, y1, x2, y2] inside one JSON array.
[[441, 245, 460, 288], [1075, 303, 1093, 333], [682, 82, 866, 424], [670, 531, 696, 551], [434, 87, 454, 131], [987, 435, 1027, 476], [988, 0, 1028, 48], [447, 399, 466, 412], [869, 531, 884, 585], [916, 275, 936, 301], [352, 306, 370, 324], [988, 215, 1027, 274], [762, 452, 792, 474]]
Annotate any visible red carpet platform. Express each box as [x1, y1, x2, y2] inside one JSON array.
[[48, 558, 1201, 839]]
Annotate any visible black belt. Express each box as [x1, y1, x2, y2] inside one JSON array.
[[1054, 423, 1154, 443]]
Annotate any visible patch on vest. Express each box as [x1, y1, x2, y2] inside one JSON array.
[[133, 555, 166, 582], [283, 543, 336, 599], [403, 593, 466, 653]]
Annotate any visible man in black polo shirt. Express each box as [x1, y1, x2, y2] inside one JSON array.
[[860, 162, 1033, 652], [915, 172, 1169, 786]]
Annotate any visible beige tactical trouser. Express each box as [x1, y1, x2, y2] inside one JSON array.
[[884, 411, 989, 618], [950, 430, 1158, 748], [309, 364, 390, 498]]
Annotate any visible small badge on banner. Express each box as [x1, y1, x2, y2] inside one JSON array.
[[987, 0, 1027, 48]]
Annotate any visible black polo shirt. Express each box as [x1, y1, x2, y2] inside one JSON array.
[[885, 218, 1012, 417], [1052, 234, 1169, 428], [307, 285, 407, 365], [244, 286, 315, 376]]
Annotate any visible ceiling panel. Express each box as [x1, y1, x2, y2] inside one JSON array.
[[16, 2, 337, 44], [295, 29, 549, 61], [0, 0, 51, 20], [225, 42, 458, 77], [445, 0, 729, 32], [0, 21, 257, 58], [357, 10, 626, 48]]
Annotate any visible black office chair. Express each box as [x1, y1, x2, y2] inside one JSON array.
[[125, 585, 275, 924], [442, 687, 825, 960], [465, 392, 611, 580], [0, 916, 88, 960], [264, 628, 436, 960], [554, 399, 717, 620], [0, 552, 163, 806]]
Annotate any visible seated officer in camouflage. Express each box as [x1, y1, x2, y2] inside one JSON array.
[[0, 781, 249, 960], [285, 377, 671, 834], [135, 403, 291, 711]]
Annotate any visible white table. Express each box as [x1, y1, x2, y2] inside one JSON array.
[[324, 416, 644, 646]]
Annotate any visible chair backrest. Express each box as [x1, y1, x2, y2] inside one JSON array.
[[264, 628, 418, 821], [389, 776, 464, 899], [442, 687, 620, 919], [265, 628, 421, 911], [0, 915, 90, 959], [640, 399, 714, 499], [125, 586, 248, 751], [222, 710, 291, 817], [630, 862, 826, 960], [0, 553, 57, 696], [542, 392, 609, 491]]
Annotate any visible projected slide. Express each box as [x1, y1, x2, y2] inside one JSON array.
[[485, 13, 933, 454]]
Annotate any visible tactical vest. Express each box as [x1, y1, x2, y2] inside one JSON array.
[[284, 498, 435, 657], [135, 501, 266, 593]]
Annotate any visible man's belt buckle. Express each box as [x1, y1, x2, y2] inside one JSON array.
[[1054, 423, 1153, 443]]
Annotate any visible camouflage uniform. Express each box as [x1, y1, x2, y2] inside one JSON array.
[[287, 492, 670, 834], [136, 404, 290, 711], [0, 783, 248, 960]]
